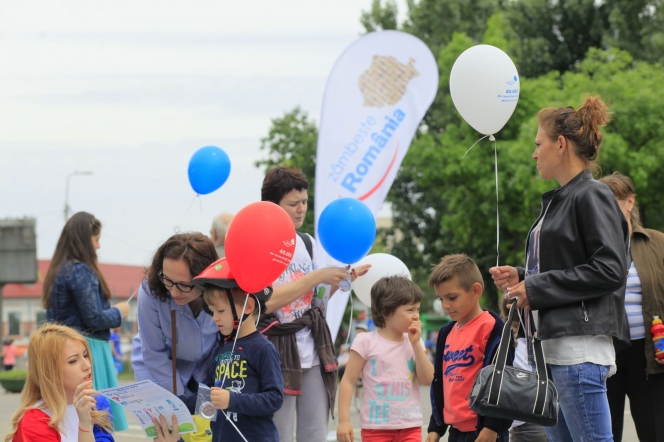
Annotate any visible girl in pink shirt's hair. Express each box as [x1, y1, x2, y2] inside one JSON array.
[[337, 276, 434, 442]]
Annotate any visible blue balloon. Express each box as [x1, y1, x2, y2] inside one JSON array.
[[318, 198, 376, 264], [188, 146, 231, 195]]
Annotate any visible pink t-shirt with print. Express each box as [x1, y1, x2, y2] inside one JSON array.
[[351, 330, 424, 430]]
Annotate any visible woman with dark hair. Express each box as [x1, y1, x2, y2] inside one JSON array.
[[599, 172, 664, 442], [43, 211, 131, 431], [131, 232, 219, 441], [259, 166, 370, 442], [490, 96, 630, 441]]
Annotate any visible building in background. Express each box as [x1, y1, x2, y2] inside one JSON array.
[[2, 260, 144, 340]]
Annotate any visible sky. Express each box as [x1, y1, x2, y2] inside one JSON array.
[[0, 0, 408, 266]]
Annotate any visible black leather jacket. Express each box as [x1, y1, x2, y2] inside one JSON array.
[[517, 169, 630, 348]]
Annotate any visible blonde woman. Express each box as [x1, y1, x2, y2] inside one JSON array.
[[5, 324, 178, 442]]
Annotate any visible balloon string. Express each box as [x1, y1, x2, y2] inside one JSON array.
[[494, 137, 500, 268], [462, 135, 500, 267], [217, 295, 250, 442], [180, 194, 199, 226], [345, 295, 354, 345], [462, 135, 490, 159]]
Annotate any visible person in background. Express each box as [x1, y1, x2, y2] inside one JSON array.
[[354, 323, 368, 336], [209, 213, 233, 258], [109, 328, 122, 375], [1, 339, 17, 371], [42, 212, 130, 431], [599, 172, 664, 442], [336, 344, 351, 381]]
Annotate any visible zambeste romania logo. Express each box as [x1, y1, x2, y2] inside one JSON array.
[[358, 56, 419, 107]]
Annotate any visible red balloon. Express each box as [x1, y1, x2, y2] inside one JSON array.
[[224, 202, 296, 293]]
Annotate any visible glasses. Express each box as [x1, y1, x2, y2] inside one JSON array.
[[158, 271, 196, 293]]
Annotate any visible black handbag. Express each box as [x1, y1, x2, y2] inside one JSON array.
[[468, 301, 559, 426]]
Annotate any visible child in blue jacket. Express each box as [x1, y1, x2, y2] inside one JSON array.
[[184, 258, 283, 442]]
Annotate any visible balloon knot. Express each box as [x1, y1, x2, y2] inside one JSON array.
[[489, 135, 496, 141]]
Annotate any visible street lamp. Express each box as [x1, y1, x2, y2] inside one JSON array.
[[64, 171, 93, 222]]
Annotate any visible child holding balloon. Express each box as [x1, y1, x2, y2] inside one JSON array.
[[337, 276, 434, 442]]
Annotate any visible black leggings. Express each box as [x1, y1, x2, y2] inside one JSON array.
[[607, 338, 664, 442]]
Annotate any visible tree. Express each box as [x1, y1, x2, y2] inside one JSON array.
[[384, 44, 664, 313], [360, 0, 399, 32], [255, 107, 318, 233], [504, 0, 664, 78], [256, 1, 664, 313]]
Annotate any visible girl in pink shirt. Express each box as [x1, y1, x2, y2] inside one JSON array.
[[2, 339, 17, 370], [337, 276, 435, 442]]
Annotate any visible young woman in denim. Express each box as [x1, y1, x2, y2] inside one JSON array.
[[131, 232, 219, 442], [43, 212, 131, 431], [600, 172, 664, 442], [490, 96, 630, 442]]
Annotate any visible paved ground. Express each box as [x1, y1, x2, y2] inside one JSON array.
[[0, 383, 638, 441]]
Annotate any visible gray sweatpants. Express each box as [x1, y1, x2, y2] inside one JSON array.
[[273, 366, 330, 442]]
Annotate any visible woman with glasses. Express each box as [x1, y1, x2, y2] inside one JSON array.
[[43, 211, 131, 431], [131, 232, 218, 441]]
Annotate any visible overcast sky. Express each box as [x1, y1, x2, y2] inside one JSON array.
[[0, 0, 408, 266]]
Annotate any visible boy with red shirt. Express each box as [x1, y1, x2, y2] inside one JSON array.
[[426, 254, 513, 442]]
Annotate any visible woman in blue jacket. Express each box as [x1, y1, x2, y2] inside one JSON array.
[[43, 211, 131, 431]]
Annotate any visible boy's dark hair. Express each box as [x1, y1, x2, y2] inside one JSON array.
[[428, 254, 484, 291], [370, 276, 423, 328], [261, 166, 309, 204], [203, 286, 258, 317]]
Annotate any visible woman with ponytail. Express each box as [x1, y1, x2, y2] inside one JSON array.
[[490, 96, 630, 441]]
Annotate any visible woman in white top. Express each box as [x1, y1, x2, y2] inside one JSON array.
[[260, 166, 369, 442]]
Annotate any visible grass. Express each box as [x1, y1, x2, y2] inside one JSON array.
[[117, 364, 135, 381]]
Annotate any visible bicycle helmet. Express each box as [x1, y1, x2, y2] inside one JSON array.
[[193, 258, 273, 340]]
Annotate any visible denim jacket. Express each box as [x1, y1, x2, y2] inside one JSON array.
[[46, 260, 121, 341]]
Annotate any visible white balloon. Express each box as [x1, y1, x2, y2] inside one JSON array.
[[432, 298, 443, 313], [352, 253, 411, 307], [449, 45, 520, 136]]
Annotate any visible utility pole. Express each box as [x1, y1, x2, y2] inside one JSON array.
[[64, 171, 93, 222]]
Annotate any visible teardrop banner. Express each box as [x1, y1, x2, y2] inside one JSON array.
[[314, 30, 439, 340]]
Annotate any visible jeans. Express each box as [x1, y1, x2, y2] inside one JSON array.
[[546, 362, 613, 442]]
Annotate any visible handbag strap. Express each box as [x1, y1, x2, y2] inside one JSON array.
[[171, 309, 177, 394], [488, 301, 550, 415]]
